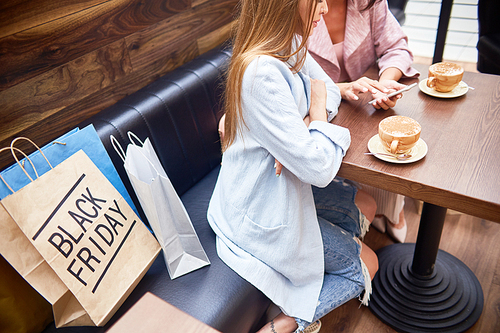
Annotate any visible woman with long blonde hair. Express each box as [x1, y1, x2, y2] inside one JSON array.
[[208, 1, 378, 332]]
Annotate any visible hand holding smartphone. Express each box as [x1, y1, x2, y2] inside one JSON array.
[[368, 82, 417, 104]]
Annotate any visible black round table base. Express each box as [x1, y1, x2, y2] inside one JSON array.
[[369, 244, 483, 333]]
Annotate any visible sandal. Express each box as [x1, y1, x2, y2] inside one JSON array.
[[299, 320, 321, 333], [371, 215, 407, 243]]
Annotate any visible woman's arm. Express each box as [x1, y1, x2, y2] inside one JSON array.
[[372, 0, 419, 79], [338, 2, 416, 109], [242, 57, 350, 186], [308, 78, 328, 123], [304, 51, 341, 121], [379, 67, 403, 82], [219, 78, 328, 177], [275, 79, 326, 176]]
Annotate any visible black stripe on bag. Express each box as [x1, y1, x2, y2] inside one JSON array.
[[92, 220, 137, 294], [33, 174, 86, 241]]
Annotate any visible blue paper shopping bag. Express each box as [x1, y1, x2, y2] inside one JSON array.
[[0, 149, 160, 327], [0, 125, 138, 216]]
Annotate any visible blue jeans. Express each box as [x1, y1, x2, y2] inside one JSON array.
[[295, 178, 369, 331]]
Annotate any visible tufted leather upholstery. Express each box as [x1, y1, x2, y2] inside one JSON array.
[[41, 44, 271, 333]]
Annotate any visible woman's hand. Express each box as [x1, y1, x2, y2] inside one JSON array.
[[339, 77, 388, 102], [369, 79, 407, 110]]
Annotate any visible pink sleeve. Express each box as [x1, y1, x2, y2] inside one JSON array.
[[372, 0, 420, 79]]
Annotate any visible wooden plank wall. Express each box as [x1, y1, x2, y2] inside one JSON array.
[[0, 0, 237, 171]]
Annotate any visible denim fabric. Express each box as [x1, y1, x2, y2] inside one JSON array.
[[295, 179, 366, 332], [313, 178, 363, 236]]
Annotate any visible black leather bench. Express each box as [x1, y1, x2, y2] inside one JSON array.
[[477, 0, 500, 75], [41, 44, 271, 333]]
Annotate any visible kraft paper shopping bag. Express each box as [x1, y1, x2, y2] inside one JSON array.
[[111, 133, 210, 279], [0, 124, 138, 217], [0, 201, 93, 327], [0, 146, 91, 327], [0, 143, 160, 327]]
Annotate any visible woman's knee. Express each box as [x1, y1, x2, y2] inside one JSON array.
[[360, 242, 378, 279], [355, 189, 377, 222]]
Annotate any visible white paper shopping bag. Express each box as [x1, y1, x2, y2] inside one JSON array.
[[111, 133, 210, 279]]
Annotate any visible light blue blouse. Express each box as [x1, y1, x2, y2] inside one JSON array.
[[207, 49, 350, 321]]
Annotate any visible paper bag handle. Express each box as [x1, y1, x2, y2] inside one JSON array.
[[110, 135, 126, 162], [110, 132, 146, 162], [127, 131, 144, 147], [0, 146, 38, 193], [11, 137, 53, 170]]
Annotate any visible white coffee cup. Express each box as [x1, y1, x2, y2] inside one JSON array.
[[427, 62, 464, 93], [378, 116, 421, 154]]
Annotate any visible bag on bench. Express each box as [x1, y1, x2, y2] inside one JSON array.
[[0, 139, 160, 327], [111, 133, 210, 280]]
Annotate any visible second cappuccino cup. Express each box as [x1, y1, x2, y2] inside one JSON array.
[[427, 62, 464, 93]]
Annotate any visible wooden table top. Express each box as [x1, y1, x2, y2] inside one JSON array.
[[106, 292, 220, 333], [333, 64, 500, 223]]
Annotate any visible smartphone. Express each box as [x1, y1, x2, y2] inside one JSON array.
[[368, 82, 417, 104]]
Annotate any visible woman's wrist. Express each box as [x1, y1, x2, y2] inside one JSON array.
[[309, 106, 328, 122], [336, 82, 350, 99], [379, 67, 403, 82]]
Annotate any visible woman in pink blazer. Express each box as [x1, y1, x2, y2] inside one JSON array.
[[308, 0, 420, 242], [309, 0, 419, 108]]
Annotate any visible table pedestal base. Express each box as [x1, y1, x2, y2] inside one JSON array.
[[369, 243, 483, 333]]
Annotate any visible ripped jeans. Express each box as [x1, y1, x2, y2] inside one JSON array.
[[295, 178, 371, 332]]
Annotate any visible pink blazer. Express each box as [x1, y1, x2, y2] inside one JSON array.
[[308, 0, 419, 82]]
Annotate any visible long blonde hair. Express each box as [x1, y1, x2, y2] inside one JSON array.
[[222, 0, 318, 152]]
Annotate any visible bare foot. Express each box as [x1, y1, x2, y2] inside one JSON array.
[[256, 312, 297, 333]]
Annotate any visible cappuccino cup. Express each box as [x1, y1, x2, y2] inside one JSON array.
[[378, 116, 421, 154], [426, 62, 464, 93]]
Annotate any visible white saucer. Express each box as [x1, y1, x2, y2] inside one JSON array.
[[367, 135, 428, 164], [419, 79, 469, 98]]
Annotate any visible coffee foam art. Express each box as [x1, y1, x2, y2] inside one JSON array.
[[430, 62, 463, 75], [379, 116, 421, 136]]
